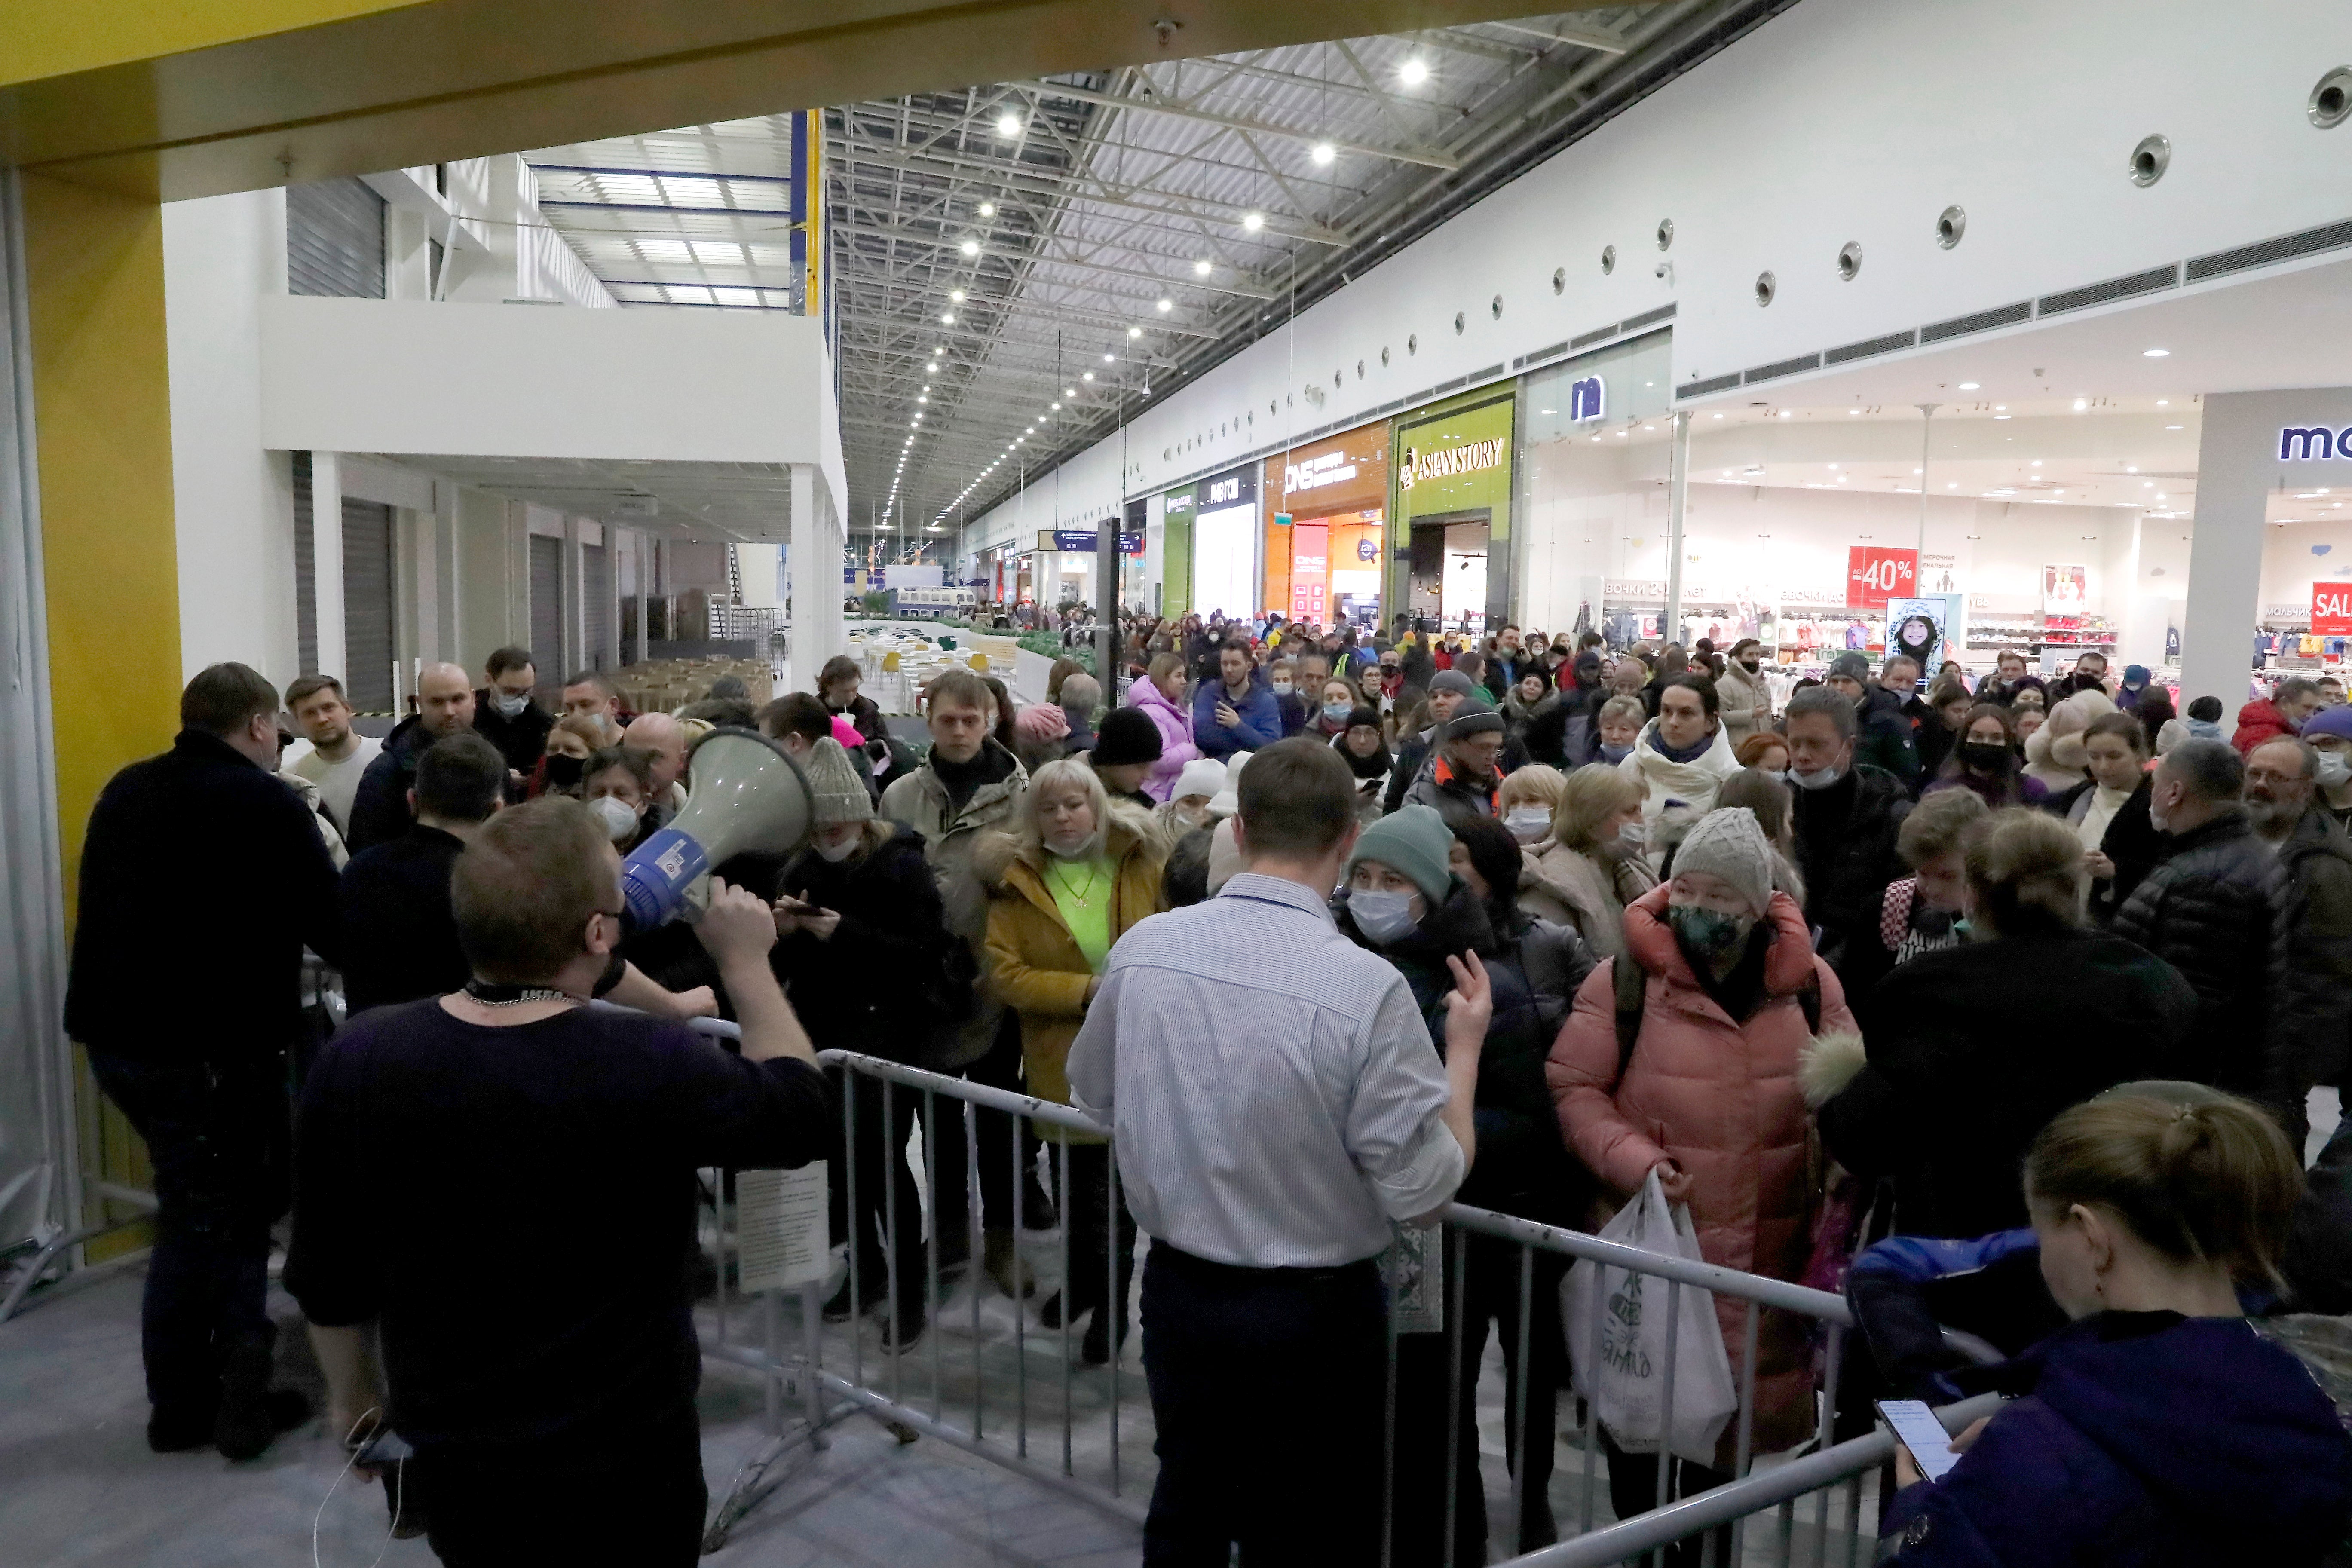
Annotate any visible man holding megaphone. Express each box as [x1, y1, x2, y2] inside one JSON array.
[[619, 728, 818, 932]]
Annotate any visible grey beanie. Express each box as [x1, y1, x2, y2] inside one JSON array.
[[803, 737, 873, 827], [1429, 670, 1476, 698], [1445, 699, 1506, 741], [1672, 806, 1776, 917], [1825, 652, 1871, 685]]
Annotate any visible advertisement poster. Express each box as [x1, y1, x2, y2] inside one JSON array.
[[2315, 584, 2352, 637], [1885, 597, 1951, 675], [1846, 545, 1918, 609], [2042, 564, 2088, 615]]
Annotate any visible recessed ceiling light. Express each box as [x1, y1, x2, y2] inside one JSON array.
[[1849, 409, 1861, 416], [2031, 460, 2042, 466], [1082, 371, 1095, 381], [1156, 298, 1173, 313], [959, 239, 980, 257], [977, 200, 997, 217], [940, 312, 955, 324], [2072, 398, 2088, 411], [1128, 326, 1144, 339], [1241, 211, 1265, 233], [1777, 410, 1791, 419], [1192, 259, 1213, 276], [2165, 423, 2183, 430], [995, 112, 1022, 137], [916, 395, 928, 404], [1958, 382, 1980, 390], [949, 288, 965, 303], [1103, 353, 1115, 363], [1310, 142, 1336, 166], [2156, 398, 2169, 407], [2142, 348, 2170, 358], [1398, 57, 1430, 86]]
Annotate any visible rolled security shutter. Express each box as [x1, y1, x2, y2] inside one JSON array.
[[293, 452, 317, 675], [529, 535, 565, 679], [583, 542, 612, 671], [341, 500, 395, 712], [286, 178, 387, 299]]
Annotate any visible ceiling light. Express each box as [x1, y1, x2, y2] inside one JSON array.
[[2142, 348, 2170, 358], [1994, 414, 2012, 421], [1777, 410, 1791, 420], [1849, 409, 1861, 416], [1103, 352, 1115, 362], [916, 395, 928, 404], [1082, 371, 1095, 382], [2156, 399, 2169, 407], [1050, 401, 1061, 410], [1128, 326, 1144, 339], [959, 239, 979, 257], [2031, 460, 2042, 466], [1191, 259, 1214, 278], [1310, 142, 1336, 166], [910, 420, 919, 428], [2072, 398, 2088, 411], [995, 111, 1022, 137], [1154, 298, 1174, 315], [1399, 57, 1430, 86], [1958, 381, 1980, 390], [949, 288, 965, 303], [1241, 211, 1265, 233], [940, 312, 955, 324], [977, 200, 996, 217]]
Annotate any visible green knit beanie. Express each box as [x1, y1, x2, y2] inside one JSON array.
[[1348, 804, 1454, 905]]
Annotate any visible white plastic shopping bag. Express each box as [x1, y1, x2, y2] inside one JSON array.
[[1562, 1171, 1739, 1466]]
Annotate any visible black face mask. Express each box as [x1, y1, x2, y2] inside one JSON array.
[[1739, 658, 1761, 674], [545, 753, 585, 788], [1957, 741, 2010, 772]]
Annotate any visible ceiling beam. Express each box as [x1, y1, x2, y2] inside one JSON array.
[[1008, 79, 1462, 171]]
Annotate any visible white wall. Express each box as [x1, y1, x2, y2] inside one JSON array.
[[966, 0, 2352, 550], [165, 190, 299, 684]]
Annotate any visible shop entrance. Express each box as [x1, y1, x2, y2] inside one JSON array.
[[1409, 512, 1489, 634]]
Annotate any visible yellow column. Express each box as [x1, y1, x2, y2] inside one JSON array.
[[22, 171, 180, 1246]]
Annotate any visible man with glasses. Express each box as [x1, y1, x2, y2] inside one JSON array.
[[288, 797, 829, 1566], [66, 662, 344, 1458]]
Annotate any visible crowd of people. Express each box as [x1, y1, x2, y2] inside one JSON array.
[[58, 611, 2352, 1566]]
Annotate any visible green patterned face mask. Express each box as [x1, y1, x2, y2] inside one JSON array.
[[1666, 903, 1751, 960]]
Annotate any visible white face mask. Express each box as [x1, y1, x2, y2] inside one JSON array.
[[1347, 888, 1419, 944], [1046, 838, 1095, 859], [815, 833, 861, 863], [1787, 763, 1843, 791], [1504, 808, 1551, 843], [1271, 680, 1292, 695], [491, 692, 529, 718], [591, 794, 640, 843], [1617, 821, 1647, 852], [2318, 751, 2352, 789]]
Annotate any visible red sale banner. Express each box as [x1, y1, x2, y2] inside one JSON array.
[[1847, 545, 1918, 609], [2315, 583, 2352, 637]]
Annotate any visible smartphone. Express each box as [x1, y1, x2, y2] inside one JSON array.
[[1876, 1399, 1961, 1482]]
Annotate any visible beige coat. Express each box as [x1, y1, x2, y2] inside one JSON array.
[[1715, 659, 1771, 746], [1516, 841, 1656, 960]]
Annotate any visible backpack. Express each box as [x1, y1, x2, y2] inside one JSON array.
[[1612, 950, 1822, 1078]]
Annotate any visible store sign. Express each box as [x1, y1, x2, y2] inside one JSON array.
[[2315, 585, 2352, 636], [1284, 450, 1360, 493], [1048, 530, 1144, 554], [1205, 474, 1245, 505], [1846, 545, 1917, 609], [1568, 375, 1605, 422], [1357, 538, 1380, 562], [1398, 436, 1508, 490], [2279, 426, 2352, 461]]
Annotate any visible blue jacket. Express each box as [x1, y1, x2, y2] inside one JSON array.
[[1191, 668, 1283, 759], [1879, 1311, 2352, 1567]]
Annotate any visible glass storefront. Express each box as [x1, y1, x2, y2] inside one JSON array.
[[1161, 462, 1258, 622], [1263, 419, 1388, 629], [1390, 389, 1516, 636]]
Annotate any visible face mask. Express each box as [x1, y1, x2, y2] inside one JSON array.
[[1599, 741, 1634, 765], [491, 692, 529, 718], [815, 834, 861, 863], [1347, 888, 1420, 944], [1617, 821, 1647, 852], [1667, 902, 1752, 960], [1046, 838, 1095, 859], [1788, 763, 1843, 791], [1957, 742, 2009, 772], [1739, 658, 1761, 674], [1271, 680, 1293, 695], [1324, 701, 1354, 725], [2318, 752, 2352, 789], [591, 794, 640, 843], [1505, 808, 1551, 843], [545, 754, 585, 789]]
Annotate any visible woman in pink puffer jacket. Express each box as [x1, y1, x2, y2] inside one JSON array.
[[1127, 654, 1200, 802]]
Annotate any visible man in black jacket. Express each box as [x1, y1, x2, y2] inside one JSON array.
[[469, 644, 553, 790], [344, 662, 477, 853], [1382, 669, 1478, 814], [2246, 737, 2352, 1144], [1827, 652, 1922, 793], [337, 732, 507, 1014], [2113, 738, 2291, 1101], [1783, 686, 1911, 991], [64, 663, 342, 1456]]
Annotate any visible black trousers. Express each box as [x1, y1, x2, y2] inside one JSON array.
[[1139, 1242, 1386, 1567], [1391, 1233, 1568, 1565], [922, 1014, 1024, 1231], [409, 1409, 706, 1568], [1059, 1142, 1137, 1330], [1600, 1430, 1732, 1568], [827, 1065, 927, 1311], [86, 1050, 288, 1418]]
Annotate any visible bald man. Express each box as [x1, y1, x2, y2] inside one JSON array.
[[345, 663, 478, 853], [624, 712, 692, 814]]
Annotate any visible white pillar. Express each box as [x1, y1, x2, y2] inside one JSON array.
[[634, 530, 649, 665], [561, 514, 585, 677], [790, 464, 821, 682], [312, 451, 345, 680], [432, 483, 461, 667], [1662, 411, 1690, 646], [2183, 390, 2352, 714]]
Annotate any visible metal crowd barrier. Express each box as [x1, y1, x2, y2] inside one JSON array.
[[680, 1029, 1995, 1565]]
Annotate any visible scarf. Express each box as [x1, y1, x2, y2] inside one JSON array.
[[1645, 724, 1718, 766]]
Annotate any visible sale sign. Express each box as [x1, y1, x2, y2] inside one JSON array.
[[2315, 583, 2352, 637], [1847, 545, 1918, 609]]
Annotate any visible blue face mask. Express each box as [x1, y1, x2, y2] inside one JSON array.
[[1323, 701, 1354, 725], [1347, 887, 1420, 945], [1599, 741, 1635, 765]]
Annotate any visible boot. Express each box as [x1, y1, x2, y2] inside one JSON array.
[[983, 1228, 1035, 1299]]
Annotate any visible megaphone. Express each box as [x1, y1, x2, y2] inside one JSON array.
[[620, 728, 814, 929]]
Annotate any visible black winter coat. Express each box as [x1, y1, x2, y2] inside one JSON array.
[[470, 693, 554, 780], [346, 715, 435, 854], [65, 730, 342, 1060], [2110, 808, 2289, 1098], [770, 824, 955, 1059], [1818, 929, 2198, 1240], [1854, 686, 1923, 791], [1790, 763, 1912, 990], [2260, 806, 2352, 1138], [1336, 880, 1592, 1224], [2045, 776, 2164, 923]]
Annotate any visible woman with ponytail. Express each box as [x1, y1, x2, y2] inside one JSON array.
[[1877, 1083, 2352, 1567], [1813, 809, 2199, 1240]]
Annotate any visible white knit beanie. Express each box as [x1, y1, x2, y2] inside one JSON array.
[[1173, 757, 1227, 803], [1672, 807, 1776, 917]]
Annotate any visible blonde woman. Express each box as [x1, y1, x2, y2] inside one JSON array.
[[980, 760, 1167, 1365], [1517, 764, 1657, 959], [1496, 763, 1568, 848]]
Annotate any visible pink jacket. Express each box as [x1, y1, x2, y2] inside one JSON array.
[[1545, 883, 1854, 1457], [1127, 679, 1200, 801]]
